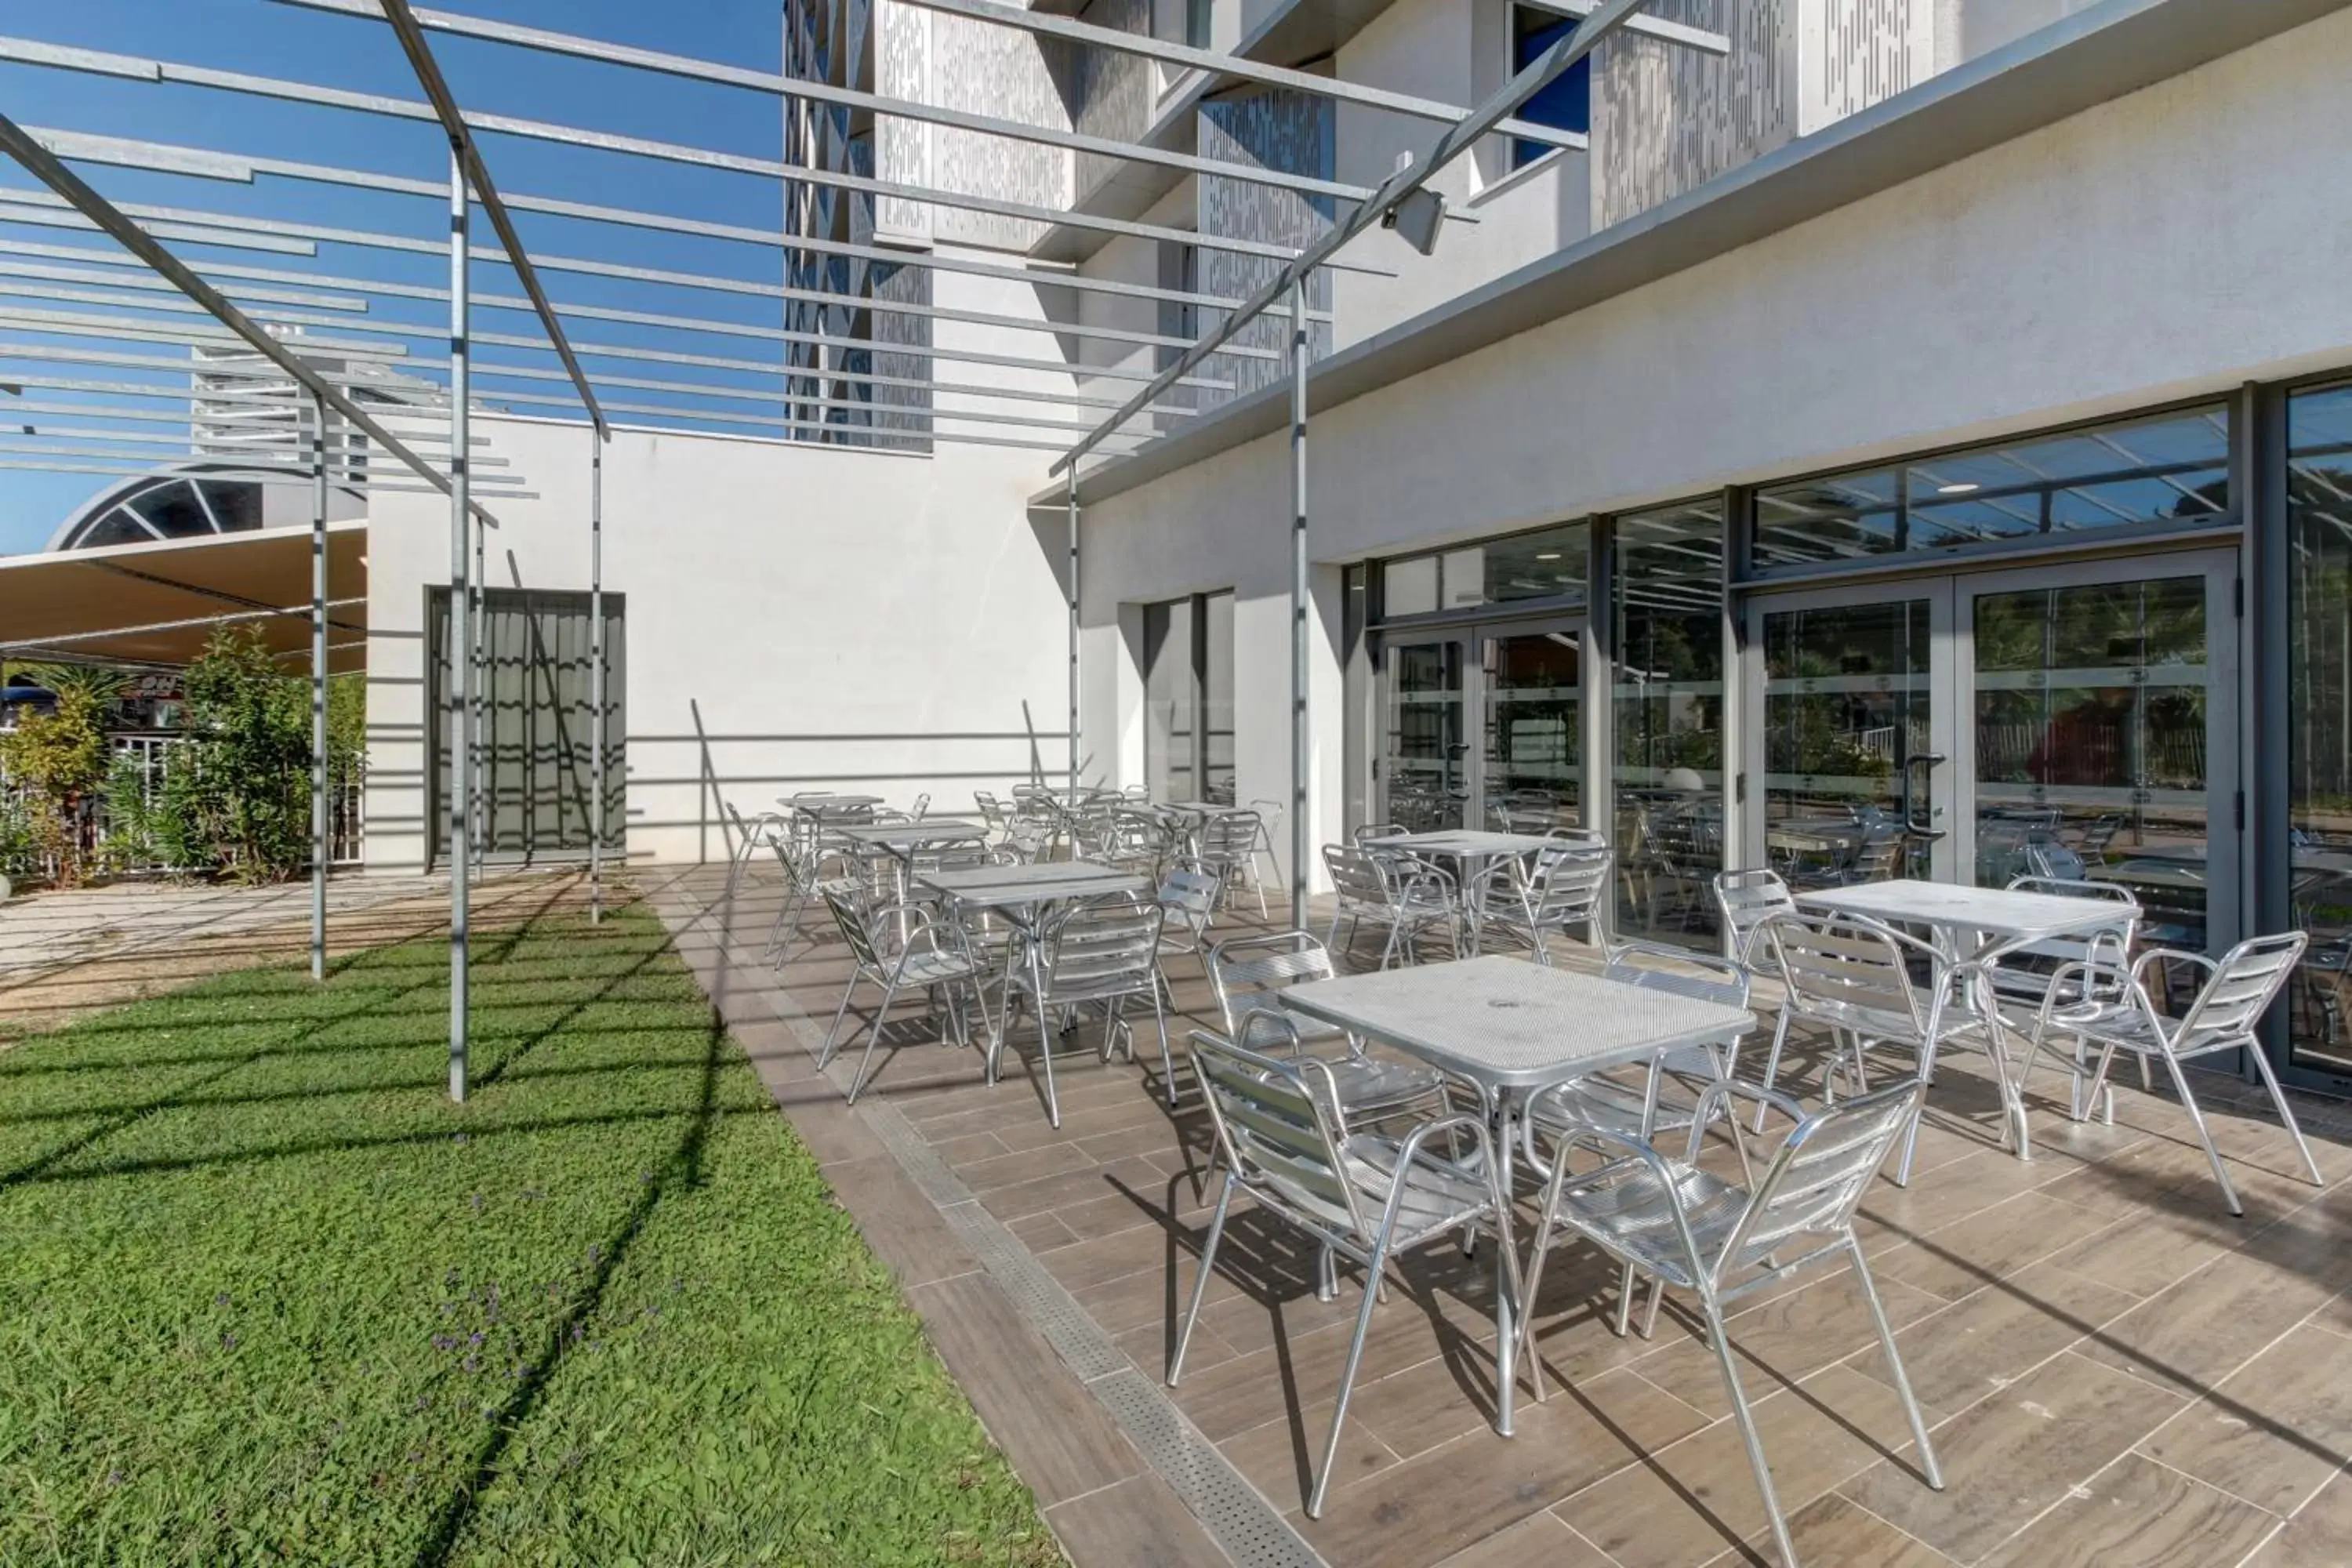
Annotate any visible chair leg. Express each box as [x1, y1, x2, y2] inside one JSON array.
[[1849, 1238, 1943, 1490], [818, 973, 861, 1069], [1150, 985, 1178, 1109], [1703, 1298, 1799, 1568], [1308, 1231, 1393, 1519], [1169, 1171, 1234, 1385], [2160, 1051, 2243, 1216], [1752, 1007, 1794, 1134], [2245, 1040, 2325, 1186], [844, 977, 902, 1105], [1038, 1003, 1063, 1129]]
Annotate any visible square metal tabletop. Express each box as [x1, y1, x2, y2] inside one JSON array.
[[1798, 878, 2137, 939], [779, 794, 884, 813], [916, 860, 1149, 909], [831, 818, 987, 846], [1280, 955, 1755, 1090], [1362, 829, 1563, 859]]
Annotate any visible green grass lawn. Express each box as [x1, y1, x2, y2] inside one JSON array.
[[0, 898, 1062, 1567]]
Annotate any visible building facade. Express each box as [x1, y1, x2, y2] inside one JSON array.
[[341, 0, 2352, 1094]]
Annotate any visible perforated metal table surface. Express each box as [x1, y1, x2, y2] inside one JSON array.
[[1280, 953, 1754, 1091]]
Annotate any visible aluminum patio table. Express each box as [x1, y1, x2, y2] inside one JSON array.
[[1281, 954, 1755, 1437], [916, 860, 1152, 1090], [1797, 878, 2143, 1161], [1360, 829, 1571, 953]]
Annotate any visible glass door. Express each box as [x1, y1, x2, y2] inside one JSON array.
[[1742, 551, 2240, 944], [1479, 622, 1583, 830], [1957, 556, 2238, 951], [1744, 588, 1956, 888], [1381, 637, 1468, 831]]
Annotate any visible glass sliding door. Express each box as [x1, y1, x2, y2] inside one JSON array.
[[1747, 590, 1950, 890], [2287, 380, 2352, 1080], [1963, 570, 2227, 953], [1614, 500, 1728, 942], [1381, 638, 1467, 831], [1480, 622, 1581, 830], [1740, 553, 2238, 941]]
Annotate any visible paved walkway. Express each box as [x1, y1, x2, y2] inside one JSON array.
[[648, 863, 2352, 1568], [0, 868, 592, 1039]]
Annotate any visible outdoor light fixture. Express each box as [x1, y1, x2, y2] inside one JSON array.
[[1383, 187, 1447, 256], [1936, 481, 1981, 495]]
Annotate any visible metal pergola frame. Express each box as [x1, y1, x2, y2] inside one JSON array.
[[0, 0, 1721, 1097]]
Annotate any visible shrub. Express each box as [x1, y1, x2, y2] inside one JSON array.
[[0, 682, 113, 886]]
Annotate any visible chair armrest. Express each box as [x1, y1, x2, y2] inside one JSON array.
[[1536, 1116, 1719, 1283]]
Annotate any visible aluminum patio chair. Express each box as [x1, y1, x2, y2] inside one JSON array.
[[1197, 809, 1267, 916], [815, 888, 989, 1105], [1322, 841, 1460, 968], [1172, 1027, 1511, 1519], [1988, 876, 2139, 1010], [722, 802, 790, 903], [1519, 1079, 1942, 1568], [1154, 862, 1221, 966], [2027, 930, 2324, 1214], [1205, 930, 1450, 1120], [764, 836, 866, 964], [1752, 908, 1980, 1184], [1002, 893, 1172, 1123], [1477, 842, 1613, 963], [1352, 822, 1408, 845], [971, 789, 1010, 840], [1519, 940, 1758, 1334], [1714, 868, 1795, 975]]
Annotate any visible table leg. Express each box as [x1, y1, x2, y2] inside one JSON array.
[[1492, 1087, 1518, 1439]]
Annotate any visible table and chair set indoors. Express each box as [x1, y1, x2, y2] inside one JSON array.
[[734, 786, 2325, 1565]]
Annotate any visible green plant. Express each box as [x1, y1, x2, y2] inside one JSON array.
[[181, 626, 314, 882], [0, 684, 111, 886]]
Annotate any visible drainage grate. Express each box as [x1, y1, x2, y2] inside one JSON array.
[[687, 913, 1326, 1568]]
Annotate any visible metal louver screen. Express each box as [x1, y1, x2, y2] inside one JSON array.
[[428, 586, 625, 865]]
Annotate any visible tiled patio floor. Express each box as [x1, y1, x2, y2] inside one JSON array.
[[651, 865, 2352, 1568]]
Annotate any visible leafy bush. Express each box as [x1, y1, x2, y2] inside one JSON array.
[[178, 627, 318, 881], [0, 679, 114, 886]]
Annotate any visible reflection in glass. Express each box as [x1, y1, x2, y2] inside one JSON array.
[[1753, 405, 2231, 570], [1613, 501, 1724, 941], [2288, 382, 2352, 1074], [1377, 522, 1588, 615], [1971, 580, 2210, 950], [1385, 641, 1465, 831], [1759, 601, 1930, 890], [1483, 628, 1580, 829]]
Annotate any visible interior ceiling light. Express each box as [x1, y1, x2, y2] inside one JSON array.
[[1936, 481, 1982, 495], [1534, 551, 1562, 561]]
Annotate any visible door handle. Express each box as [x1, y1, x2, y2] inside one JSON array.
[[1901, 752, 1947, 841]]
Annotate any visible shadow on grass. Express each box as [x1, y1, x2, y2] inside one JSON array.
[[409, 996, 729, 1567]]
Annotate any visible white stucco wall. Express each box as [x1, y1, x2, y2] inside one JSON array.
[[1073, 3, 2352, 876], [364, 392, 1070, 873]]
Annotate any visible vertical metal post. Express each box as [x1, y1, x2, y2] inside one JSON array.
[[1066, 468, 1080, 797], [446, 143, 472, 1103], [308, 388, 328, 982], [472, 506, 485, 869], [1289, 274, 1309, 932], [589, 433, 605, 924]]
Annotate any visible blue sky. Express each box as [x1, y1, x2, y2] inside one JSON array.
[[0, 0, 796, 554]]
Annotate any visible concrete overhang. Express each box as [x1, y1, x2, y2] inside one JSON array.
[[1041, 0, 2352, 511]]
